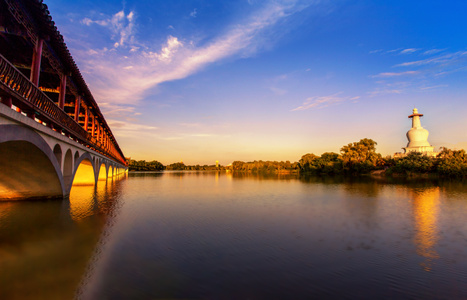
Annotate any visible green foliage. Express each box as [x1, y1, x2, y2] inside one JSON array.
[[166, 162, 224, 171], [298, 152, 343, 174], [230, 160, 299, 173], [340, 138, 380, 170], [388, 152, 435, 174], [185, 164, 224, 170], [297, 138, 381, 175], [166, 162, 186, 170], [128, 159, 164, 171], [385, 148, 467, 177], [435, 148, 467, 177]]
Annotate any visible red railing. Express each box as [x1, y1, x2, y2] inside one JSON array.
[[0, 54, 127, 165]]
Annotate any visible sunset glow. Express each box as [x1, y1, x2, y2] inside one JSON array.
[[45, 0, 467, 164]]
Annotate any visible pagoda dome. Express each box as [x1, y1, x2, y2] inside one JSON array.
[[406, 108, 431, 148], [407, 127, 431, 147]]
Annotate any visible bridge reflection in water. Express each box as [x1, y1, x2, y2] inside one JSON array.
[[0, 174, 126, 300]]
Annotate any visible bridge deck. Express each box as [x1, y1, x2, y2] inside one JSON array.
[[0, 0, 126, 166]]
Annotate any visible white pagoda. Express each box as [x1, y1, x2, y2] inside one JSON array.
[[401, 108, 436, 156]]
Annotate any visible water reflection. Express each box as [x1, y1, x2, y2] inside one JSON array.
[[410, 187, 441, 271], [3, 172, 467, 299], [0, 174, 127, 300]]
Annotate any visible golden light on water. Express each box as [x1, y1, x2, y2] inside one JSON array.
[[69, 185, 96, 221], [410, 187, 441, 271], [0, 202, 13, 220], [0, 185, 23, 201]]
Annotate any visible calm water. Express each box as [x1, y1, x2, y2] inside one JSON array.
[[1, 172, 467, 299]]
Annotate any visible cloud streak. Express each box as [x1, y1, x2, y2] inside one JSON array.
[[74, 1, 315, 108], [372, 71, 419, 78], [395, 51, 467, 67], [368, 49, 467, 97], [399, 48, 419, 54], [291, 93, 359, 111]]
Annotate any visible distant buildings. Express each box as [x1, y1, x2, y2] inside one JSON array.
[[394, 108, 437, 158]]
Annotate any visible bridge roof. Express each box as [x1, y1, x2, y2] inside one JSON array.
[[17, 0, 126, 160]]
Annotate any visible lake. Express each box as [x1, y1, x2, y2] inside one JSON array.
[[1, 171, 467, 299]]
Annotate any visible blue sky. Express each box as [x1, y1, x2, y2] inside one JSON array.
[[46, 0, 467, 165]]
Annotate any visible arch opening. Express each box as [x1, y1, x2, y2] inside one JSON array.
[[0, 141, 63, 200], [98, 163, 107, 181], [72, 158, 95, 186]]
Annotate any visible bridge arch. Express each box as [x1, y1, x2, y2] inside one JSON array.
[[68, 152, 96, 194], [97, 162, 107, 181], [0, 124, 65, 200]]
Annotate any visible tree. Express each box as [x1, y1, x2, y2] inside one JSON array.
[[299, 153, 319, 173], [340, 138, 380, 172], [128, 159, 164, 171], [166, 162, 186, 170], [436, 147, 467, 177]]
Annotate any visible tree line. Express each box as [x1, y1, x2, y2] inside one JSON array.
[[127, 160, 224, 171], [128, 138, 467, 177], [230, 138, 467, 178]]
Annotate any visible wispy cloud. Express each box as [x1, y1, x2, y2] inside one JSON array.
[[423, 48, 446, 55], [108, 120, 158, 131], [190, 8, 197, 18], [367, 89, 402, 97], [399, 48, 419, 54], [368, 49, 467, 97], [371, 71, 419, 78], [386, 48, 402, 54], [74, 1, 315, 109], [419, 84, 448, 90], [291, 93, 359, 111], [81, 10, 136, 48], [395, 51, 467, 67], [107, 119, 158, 137]]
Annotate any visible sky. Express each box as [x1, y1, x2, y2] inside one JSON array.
[[46, 0, 467, 165]]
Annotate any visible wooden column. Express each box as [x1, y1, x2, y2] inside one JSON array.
[[84, 107, 89, 131], [30, 38, 43, 86], [91, 114, 95, 137], [58, 73, 67, 109], [74, 96, 81, 122]]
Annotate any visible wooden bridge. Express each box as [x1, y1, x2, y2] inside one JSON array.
[[0, 0, 128, 200]]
